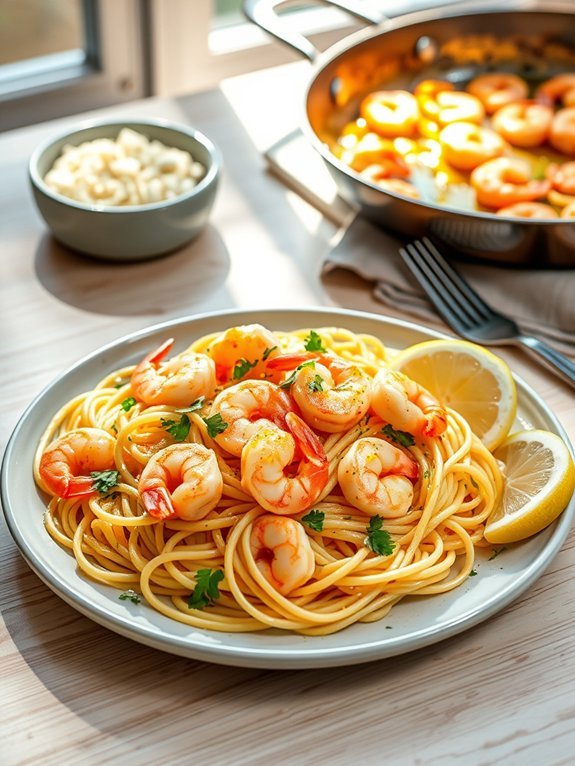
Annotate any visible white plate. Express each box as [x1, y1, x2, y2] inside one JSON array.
[[2, 307, 574, 669]]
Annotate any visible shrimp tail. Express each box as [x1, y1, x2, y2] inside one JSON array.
[[265, 352, 315, 372], [422, 406, 448, 438], [285, 412, 327, 469], [66, 476, 99, 498], [141, 486, 175, 520], [142, 338, 175, 367]]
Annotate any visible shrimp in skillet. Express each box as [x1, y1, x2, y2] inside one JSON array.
[[241, 412, 328, 515], [549, 108, 575, 156], [138, 443, 223, 521], [491, 100, 553, 148], [371, 368, 447, 438], [536, 74, 575, 108], [209, 379, 295, 457], [496, 202, 558, 219], [38, 427, 117, 498], [470, 157, 551, 209], [439, 122, 507, 171], [266, 352, 371, 433], [467, 72, 528, 114], [360, 90, 420, 138], [250, 514, 315, 595], [131, 338, 216, 408], [547, 161, 575, 208], [338, 436, 419, 518]]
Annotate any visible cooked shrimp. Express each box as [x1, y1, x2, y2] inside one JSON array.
[[359, 162, 411, 188], [467, 72, 528, 114], [131, 338, 216, 407], [496, 202, 558, 219], [337, 437, 418, 518], [414, 79, 455, 101], [536, 74, 575, 108], [344, 134, 410, 174], [360, 90, 420, 138], [549, 108, 575, 155], [373, 177, 420, 199], [207, 324, 281, 384], [38, 427, 116, 498], [491, 100, 553, 148], [138, 443, 223, 521], [209, 379, 295, 457], [439, 122, 507, 171], [420, 91, 484, 126], [470, 157, 551, 209], [266, 352, 371, 433], [561, 201, 575, 218], [250, 514, 315, 595], [371, 368, 447, 438], [241, 412, 328, 515], [547, 161, 575, 207]]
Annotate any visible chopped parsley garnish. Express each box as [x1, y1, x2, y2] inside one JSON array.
[[470, 476, 479, 489], [365, 515, 396, 556], [233, 358, 258, 380], [488, 546, 507, 561], [308, 374, 324, 393], [304, 330, 326, 353], [176, 396, 205, 414], [262, 345, 277, 361], [423, 469, 431, 480], [203, 413, 228, 438], [469, 569, 478, 577], [161, 413, 191, 442], [301, 509, 325, 532], [279, 360, 316, 389], [187, 568, 225, 609], [381, 424, 415, 448], [119, 590, 141, 604], [91, 469, 120, 495], [121, 396, 137, 412]]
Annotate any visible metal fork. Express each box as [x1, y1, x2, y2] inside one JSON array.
[[399, 237, 575, 389]]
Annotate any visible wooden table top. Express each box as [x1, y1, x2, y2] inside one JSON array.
[[2, 63, 575, 765]]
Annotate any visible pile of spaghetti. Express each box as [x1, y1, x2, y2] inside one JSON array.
[[34, 324, 503, 635]]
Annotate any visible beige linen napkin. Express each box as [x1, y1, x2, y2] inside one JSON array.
[[322, 217, 575, 353]]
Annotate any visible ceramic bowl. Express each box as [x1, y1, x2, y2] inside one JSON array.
[[29, 118, 221, 261]]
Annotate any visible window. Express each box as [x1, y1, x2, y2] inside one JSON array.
[[150, 0, 365, 97], [0, 0, 148, 132]]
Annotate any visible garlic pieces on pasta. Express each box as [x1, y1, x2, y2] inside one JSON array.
[[44, 128, 206, 207]]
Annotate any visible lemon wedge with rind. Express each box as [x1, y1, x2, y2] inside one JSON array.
[[484, 429, 575, 544], [391, 339, 517, 451]]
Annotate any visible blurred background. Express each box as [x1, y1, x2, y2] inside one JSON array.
[[0, 0, 451, 132]]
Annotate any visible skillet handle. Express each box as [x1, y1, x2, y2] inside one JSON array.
[[243, 0, 385, 63]]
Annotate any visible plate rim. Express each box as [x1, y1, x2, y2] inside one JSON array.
[[3, 306, 574, 669]]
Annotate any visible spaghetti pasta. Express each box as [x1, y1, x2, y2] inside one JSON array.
[[34, 325, 503, 636]]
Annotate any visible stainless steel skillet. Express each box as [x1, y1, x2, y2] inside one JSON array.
[[245, 0, 575, 268]]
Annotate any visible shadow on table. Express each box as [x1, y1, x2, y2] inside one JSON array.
[[5, 549, 485, 760], [33, 224, 231, 317]]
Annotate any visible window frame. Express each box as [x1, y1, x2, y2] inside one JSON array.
[[0, 0, 149, 132], [149, 0, 366, 97]]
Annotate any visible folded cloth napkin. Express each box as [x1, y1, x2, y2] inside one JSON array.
[[322, 216, 575, 354]]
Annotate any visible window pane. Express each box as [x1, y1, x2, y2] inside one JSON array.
[[213, 0, 243, 28], [0, 0, 84, 66]]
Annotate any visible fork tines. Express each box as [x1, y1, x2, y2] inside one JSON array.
[[398, 237, 496, 332]]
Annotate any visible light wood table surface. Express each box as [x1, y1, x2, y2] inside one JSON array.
[[2, 63, 575, 766]]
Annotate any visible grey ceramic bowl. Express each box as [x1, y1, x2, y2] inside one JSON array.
[[29, 118, 221, 261]]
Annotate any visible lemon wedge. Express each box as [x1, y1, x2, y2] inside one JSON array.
[[485, 429, 575, 544], [391, 339, 517, 450]]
